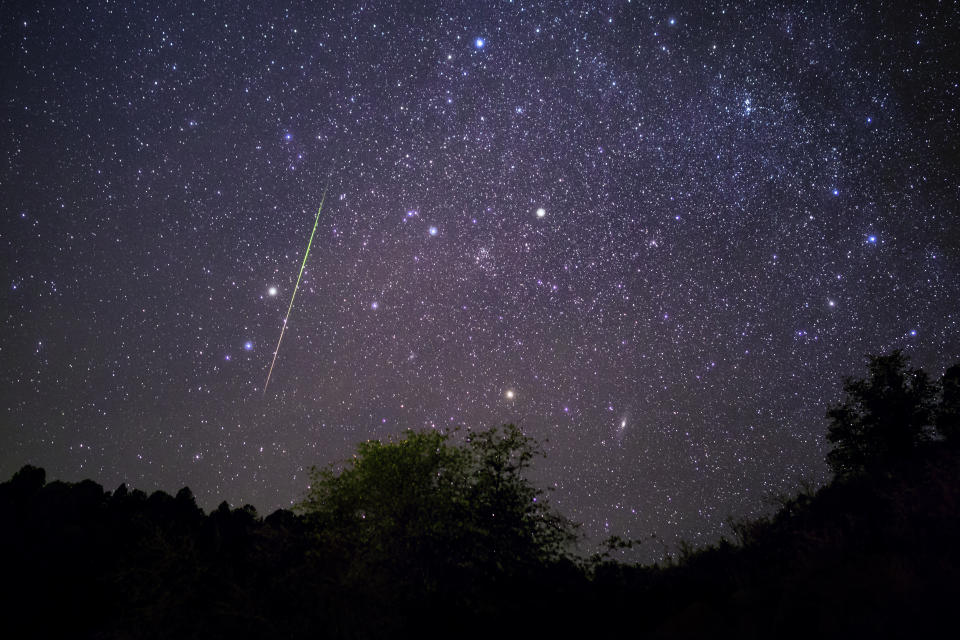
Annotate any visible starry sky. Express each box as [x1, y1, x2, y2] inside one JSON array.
[[2, 0, 959, 554]]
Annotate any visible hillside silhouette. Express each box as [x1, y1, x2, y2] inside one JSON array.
[[2, 352, 958, 639]]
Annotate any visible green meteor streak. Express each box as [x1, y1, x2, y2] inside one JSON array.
[[264, 188, 328, 394]]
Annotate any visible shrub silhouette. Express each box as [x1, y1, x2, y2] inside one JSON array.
[[826, 350, 937, 477], [294, 424, 578, 631]]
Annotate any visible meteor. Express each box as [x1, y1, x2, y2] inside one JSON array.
[[263, 189, 327, 394]]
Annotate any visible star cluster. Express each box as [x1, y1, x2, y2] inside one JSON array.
[[2, 1, 959, 554]]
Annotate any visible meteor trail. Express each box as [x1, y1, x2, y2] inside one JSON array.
[[263, 189, 327, 394]]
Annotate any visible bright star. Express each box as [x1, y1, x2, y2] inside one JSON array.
[[536, 207, 546, 218], [268, 286, 277, 296], [244, 341, 253, 351], [428, 226, 438, 236], [505, 389, 515, 399], [475, 38, 485, 48], [371, 301, 379, 310]]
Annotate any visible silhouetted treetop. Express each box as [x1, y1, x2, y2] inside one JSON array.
[[826, 350, 938, 478], [296, 424, 577, 587], [0, 464, 45, 501]]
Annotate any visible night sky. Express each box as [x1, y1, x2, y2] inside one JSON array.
[[3, 1, 959, 553]]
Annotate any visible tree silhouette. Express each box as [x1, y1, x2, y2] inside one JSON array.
[[826, 350, 937, 477], [296, 425, 576, 591]]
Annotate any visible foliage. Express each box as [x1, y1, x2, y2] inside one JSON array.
[[295, 425, 577, 591], [826, 350, 938, 477]]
